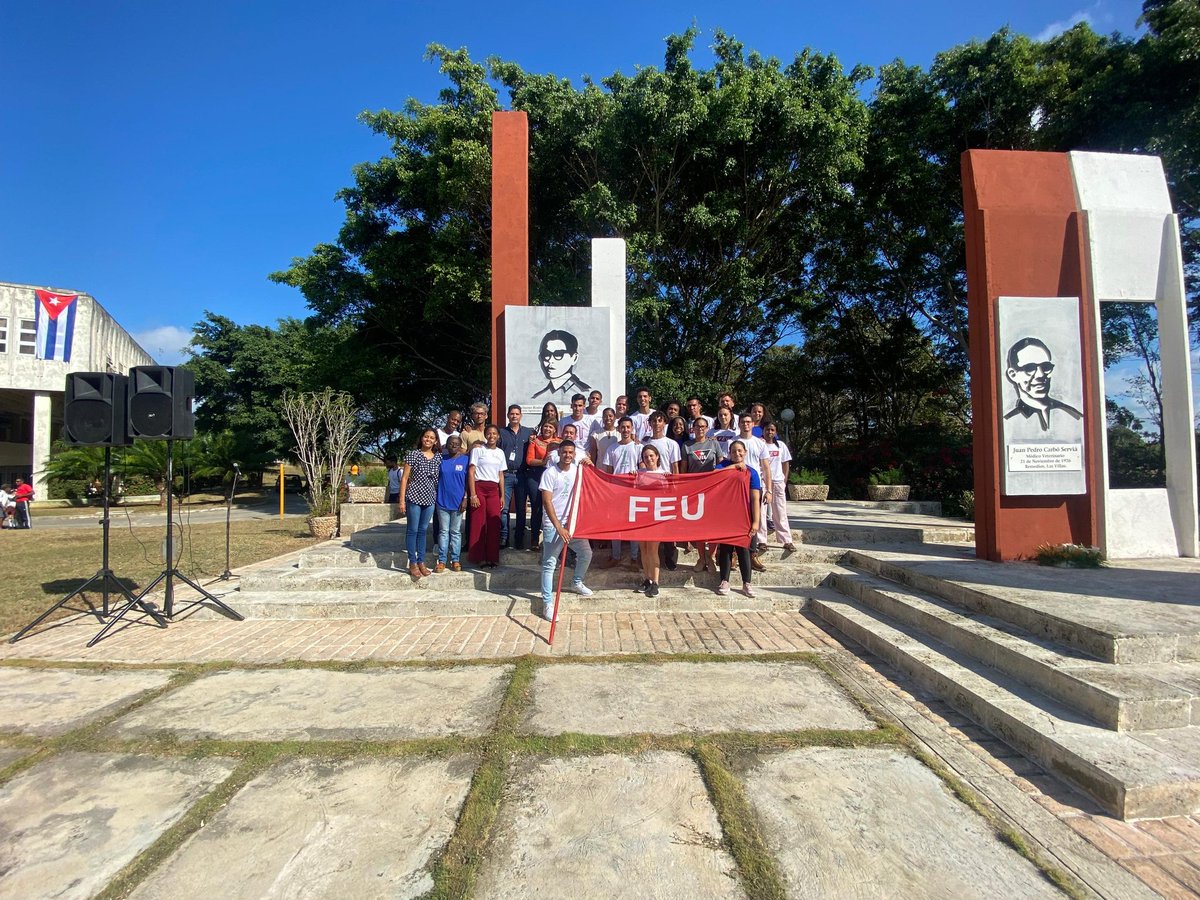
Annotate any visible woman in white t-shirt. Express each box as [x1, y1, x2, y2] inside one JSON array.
[[468, 424, 507, 567], [761, 422, 796, 551], [634, 445, 666, 599]]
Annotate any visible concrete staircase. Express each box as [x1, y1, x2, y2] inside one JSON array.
[[233, 522, 844, 619], [228, 503, 975, 622], [811, 549, 1200, 819]]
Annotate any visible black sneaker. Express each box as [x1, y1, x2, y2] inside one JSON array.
[[646, 581, 659, 598], [634, 579, 650, 593]]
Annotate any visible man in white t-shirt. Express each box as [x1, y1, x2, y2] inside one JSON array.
[[629, 387, 656, 442], [539, 440, 593, 621], [601, 417, 643, 476], [600, 416, 642, 568], [586, 390, 603, 418], [547, 422, 592, 467], [641, 411, 681, 474], [436, 409, 462, 453], [685, 396, 714, 439], [559, 393, 594, 440], [736, 413, 772, 568]]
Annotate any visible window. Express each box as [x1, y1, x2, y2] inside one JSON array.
[[0, 317, 7, 352], [18, 319, 36, 355], [0, 415, 31, 443]]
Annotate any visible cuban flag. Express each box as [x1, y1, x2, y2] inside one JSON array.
[[34, 290, 78, 361]]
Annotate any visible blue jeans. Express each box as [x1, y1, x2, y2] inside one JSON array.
[[611, 539, 639, 561], [541, 522, 593, 609], [436, 506, 463, 564], [500, 471, 518, 543], [405, 502, 434, 566]]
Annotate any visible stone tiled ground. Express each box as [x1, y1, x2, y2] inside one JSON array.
[[1, 606, 1199, 896]]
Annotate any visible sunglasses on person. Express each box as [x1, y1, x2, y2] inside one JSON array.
[[541, 349, 571, 361]]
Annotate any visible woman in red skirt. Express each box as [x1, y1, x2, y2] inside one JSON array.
[[467, 424, 506, 567]]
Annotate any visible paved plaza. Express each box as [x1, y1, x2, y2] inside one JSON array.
[[1, 628, 1197, 897], [2, 505, 1200, 898]]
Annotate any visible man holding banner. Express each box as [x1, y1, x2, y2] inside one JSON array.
[[539, 440, 594, 621], [540, 441, 760, 643]]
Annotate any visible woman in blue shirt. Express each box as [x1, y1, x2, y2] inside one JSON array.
[[434, 435, 469, 572], [714, 440, 762, 598]]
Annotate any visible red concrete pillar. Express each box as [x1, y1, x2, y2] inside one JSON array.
[[962, 150, 1102, 560], [491, 112, 529, 420]]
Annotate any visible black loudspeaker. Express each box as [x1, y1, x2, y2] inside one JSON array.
[[127, 366, 195, 439], [64, 372, 132, 446]]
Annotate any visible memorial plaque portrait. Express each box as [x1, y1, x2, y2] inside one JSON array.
[[505, 306, 612, 417], [996, 296, 1086, 496]]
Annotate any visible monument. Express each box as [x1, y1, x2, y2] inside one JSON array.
[[491, 113, 626, 420], [962, 149, 1197, 561]]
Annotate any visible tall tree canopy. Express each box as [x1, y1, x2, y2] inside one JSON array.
[[273, 29, 870, 425], [262, 5, 1195, 462]]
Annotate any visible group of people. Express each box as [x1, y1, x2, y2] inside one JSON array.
[[394, 389, 794, 620], [0, 477, 34, 529]]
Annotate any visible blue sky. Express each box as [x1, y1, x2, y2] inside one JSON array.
[[0, 0, 1160, 383]]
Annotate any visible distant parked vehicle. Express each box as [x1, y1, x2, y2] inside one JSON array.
[[282, 474, 305, 493]]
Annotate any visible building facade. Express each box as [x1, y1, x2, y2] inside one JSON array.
[[0, 281, 155, 499]]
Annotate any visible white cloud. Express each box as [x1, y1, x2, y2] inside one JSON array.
[[1034, 9, 1094, 42], [132, 325, 194, 366]]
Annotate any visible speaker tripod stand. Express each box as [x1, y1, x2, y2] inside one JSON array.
[[10, 447, 167, 644], [89, 440, 242, 647]]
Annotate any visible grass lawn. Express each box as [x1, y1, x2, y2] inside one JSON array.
[[1, 518, 313, 636]]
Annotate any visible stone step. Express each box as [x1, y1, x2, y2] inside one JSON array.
[[843, 550, 1143, 663], [212, 585, 807, 621], [798, 526, 975, 546], [303, 541, 848, 570], [809, 588, 1200, 819], [828, 568, 1195, 732], [342, 522, 972, 553], [240, 560, 832, 594]]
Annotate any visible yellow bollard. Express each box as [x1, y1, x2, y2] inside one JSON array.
[[279, 462, 285, 519]]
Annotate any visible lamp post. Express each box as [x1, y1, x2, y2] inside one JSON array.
[[779, 407, 795, 447]]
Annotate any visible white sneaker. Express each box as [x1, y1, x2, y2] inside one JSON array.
[[572, 582, 593, 597], [716, 580, 730, 595], [741, 584, 756, 599], [540, 599, 556, 621]]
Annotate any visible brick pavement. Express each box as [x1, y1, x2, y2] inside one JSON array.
[[4, 605, 1200, 897], [0, 608, 841, 664]]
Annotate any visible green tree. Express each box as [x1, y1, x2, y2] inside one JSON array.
[[273, 46, 499, 433], [274, 32, 871, 419], [186, 313, 337, 460]]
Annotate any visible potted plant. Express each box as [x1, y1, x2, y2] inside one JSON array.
[[347, 466, 388, 504], [282, 389, 366, 539], [787, 468, 829, 501], [867, 466, 910, 501]]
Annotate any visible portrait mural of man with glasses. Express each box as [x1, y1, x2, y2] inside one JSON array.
[[1003, 336, 1083, 433], [506, 307, 611, 418], [532, 329, 592, 400]]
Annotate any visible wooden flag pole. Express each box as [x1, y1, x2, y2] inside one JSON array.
[[547, 464, 586, 646]]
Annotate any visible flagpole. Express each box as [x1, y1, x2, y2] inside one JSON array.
[[547, 463, 586, 647]]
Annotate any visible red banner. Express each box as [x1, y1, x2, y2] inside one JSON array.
[[572, 466, 752, 546]]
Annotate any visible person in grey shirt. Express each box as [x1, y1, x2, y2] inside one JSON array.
[[683, 416, 725, 573]]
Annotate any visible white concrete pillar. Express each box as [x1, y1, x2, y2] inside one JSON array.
[[590, 238, 627, 405], [1070, 150, 1199, 557], [31, 391, 52, 500]]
